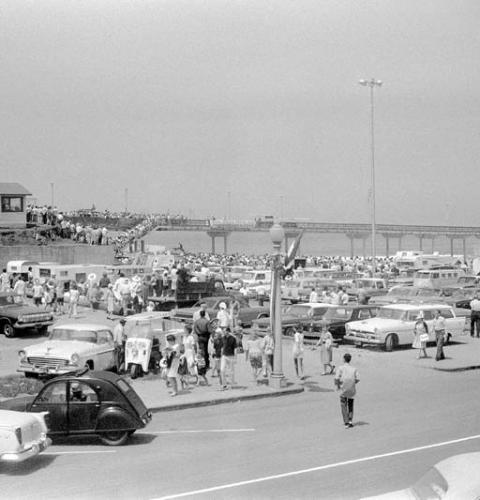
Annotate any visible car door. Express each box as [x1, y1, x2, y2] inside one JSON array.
[[67, 381, 100, 433], [30, 380, 68, 433], [96, 329, 116, 370]]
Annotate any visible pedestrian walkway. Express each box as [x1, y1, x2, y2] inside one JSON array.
[[2, 305, 480, 410]]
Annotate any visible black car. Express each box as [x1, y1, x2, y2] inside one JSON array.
[[0, 292, 54, 337], [310, 305, 379, 341], [0, 370, 151, 446]]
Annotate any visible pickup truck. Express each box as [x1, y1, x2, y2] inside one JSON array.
[[344, 303, 465, 351]]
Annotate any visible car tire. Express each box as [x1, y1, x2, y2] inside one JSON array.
[[99, 430, 129, 446], [284, 327, 295, 337], [2, 322, 15, 338], [385, 334, 397, 352]]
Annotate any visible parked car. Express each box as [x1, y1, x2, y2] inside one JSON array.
[[344, 303, 465, 351], [346, 278, 389, 302], [361, 452, 480, 499], [17, 323, 117, 378], [310, 305, 379, 341], [280, 278, 338, 304], [173, 295, 269, 328], [0, 292, 54, 338], [0, 370, 151, 446], [252, 303, 334, 336], [0, 409, 51, 462]]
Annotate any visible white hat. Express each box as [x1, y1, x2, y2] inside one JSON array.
[[219, 302, 227, 309]]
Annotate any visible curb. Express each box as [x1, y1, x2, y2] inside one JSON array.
[[148, 385, 305, 413]]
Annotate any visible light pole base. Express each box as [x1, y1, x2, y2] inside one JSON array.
[[269, 373, 287, 390]]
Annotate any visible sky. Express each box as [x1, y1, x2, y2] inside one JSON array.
[[1, 0, 480, 225]]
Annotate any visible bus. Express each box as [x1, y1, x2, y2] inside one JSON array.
[[413, 268, 465, 288]]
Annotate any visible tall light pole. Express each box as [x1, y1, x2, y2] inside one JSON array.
[[359, 78, 382, 274], [50, 182, 54, 207], [269, 223, 285, 389]]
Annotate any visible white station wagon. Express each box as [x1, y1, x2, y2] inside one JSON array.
[[0, 409, 50, 462], [18, 323, 117, 377], [344, 303, 465, 351]]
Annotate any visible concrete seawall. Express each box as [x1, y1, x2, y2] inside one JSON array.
[[0, 244, 115, 265]]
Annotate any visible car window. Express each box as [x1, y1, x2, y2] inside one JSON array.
[[37, 382, 67, 404], [423, 310, 434, 321], [358, 309, 371, 320], [441, 309, 454, 319], [69, 382, 98, 403], [406, 311, 418, 321], [97, 330, 113, 344]]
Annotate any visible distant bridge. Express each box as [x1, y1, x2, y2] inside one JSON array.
[[155, 219, 480, 256]]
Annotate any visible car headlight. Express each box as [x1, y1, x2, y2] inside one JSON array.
[[70, 353, 80, 364], [18, 350, 26, 361]]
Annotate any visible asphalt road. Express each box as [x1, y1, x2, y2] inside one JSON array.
[[3, 350, 480, 500]]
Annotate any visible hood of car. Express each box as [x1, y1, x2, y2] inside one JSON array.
[[0, 303, 50, 317], [25, 340, 98, 357], [347, 318, 405, 332]]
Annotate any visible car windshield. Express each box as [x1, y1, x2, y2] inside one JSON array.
[[284, 281, 301, 289], [0, 295, 14, 305], [322, 308, 351, 320], [285, 305, 314, 317], [411, 466, 448, 498], [388, 288, 413, 297], [376, 308, 407, 320], [49, 329, 98, 343], [193, 298, 221, 308]]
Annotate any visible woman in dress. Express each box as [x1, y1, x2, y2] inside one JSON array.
[[245, 329, 264, 383], [183, 325, 198, 385], [164, 334, 180, 396], [412, 313, 429, 359], [292, 325, 305, 379], [68, 282, 79, 318], [105, 284, 115, 319], [315, 326, 335, 375]]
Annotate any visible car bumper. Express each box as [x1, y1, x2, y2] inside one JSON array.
[[14, 321, 53, 330], [0, 436, 51, 462], [344, 334, 382, 346], [18, 363, 78, 375]]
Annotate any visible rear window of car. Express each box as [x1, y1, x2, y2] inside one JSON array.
[[116, 379, 132, 394]]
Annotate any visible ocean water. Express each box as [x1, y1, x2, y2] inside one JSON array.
[[145, 230, 478, 258]]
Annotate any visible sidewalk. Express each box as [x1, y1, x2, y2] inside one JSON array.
[[2, 305, 480, 411]]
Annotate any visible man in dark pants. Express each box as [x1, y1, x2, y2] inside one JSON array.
[[470, 294, 480, 337], [193, 309, 211, 370], [334, 353, 360, 428]]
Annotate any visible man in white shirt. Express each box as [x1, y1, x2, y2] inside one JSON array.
[[432, 310, 446, 361], [470, 294, 480, 337], [193, 302, 210, 322], [309, 288, 318, 303], [334, 353, 360, 428]]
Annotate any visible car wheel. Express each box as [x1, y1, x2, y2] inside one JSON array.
[[99, 430, 129, 446], [2, 322, 15, 338], [284, 327, 295, 337], [385, 334, 397, 352]]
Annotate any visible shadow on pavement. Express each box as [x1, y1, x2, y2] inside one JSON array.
[[303, 381, 334, 393], [0, 454, 56, 475]]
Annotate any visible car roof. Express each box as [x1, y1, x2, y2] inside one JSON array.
[[381, 303, 451, 310], [52, 323, 113, 332]]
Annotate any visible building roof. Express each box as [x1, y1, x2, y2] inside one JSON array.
[[0, 183, 31, 195]]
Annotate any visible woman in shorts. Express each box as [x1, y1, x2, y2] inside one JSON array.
[[292, 325, 305, 379], [245, 329, 264, 383]]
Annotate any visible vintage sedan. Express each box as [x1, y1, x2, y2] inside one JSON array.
[[17, 323, 117, 378], [252, 303, 334, 336], [0, 409, 51, 462], [0, 292, 54, 338], [1, 370, 151, 446], [345, 303, 465, 351], [310, 305, 379, 341], [173, 295, 269, 328]]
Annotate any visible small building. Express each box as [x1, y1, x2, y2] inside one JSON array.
[[0, 182, 32, 228]]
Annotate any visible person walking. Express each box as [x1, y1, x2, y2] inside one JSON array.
[[113, 318, 127, 372], [216, 302, 231, 332], [470, 294, 480, 338], [164, 334, 180, 397], [183, 325, 199, 384], [245, 329, 264, 384], [209, 328, 223, 381], [412, 313, 429, 359], [220, 328, 237, 390], [334, 353, 360, 428], [433, 310, 446, 361], [262, 329, 275, 378], [315, 326, 335, 375], [194, 309, 211, 372], [292, 325, 305, 379], [105, 284, 116, 319], [32, 279, 44, 307], [68, 283, 79, 318]]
